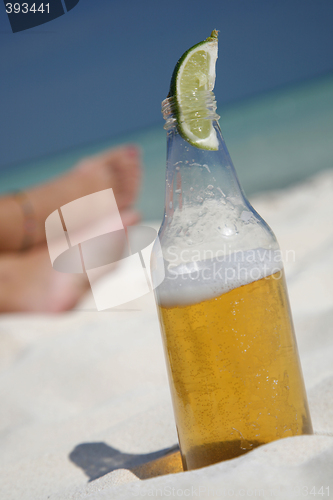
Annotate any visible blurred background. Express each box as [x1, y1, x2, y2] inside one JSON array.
[[1, 0, 333, 221]]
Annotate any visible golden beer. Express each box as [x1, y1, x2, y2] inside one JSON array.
[[158, 270, 313, 470]]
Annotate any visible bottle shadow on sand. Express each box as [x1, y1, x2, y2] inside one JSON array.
[[69, 442, 182, 481]]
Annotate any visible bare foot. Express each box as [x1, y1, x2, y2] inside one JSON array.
[[0, 210, 140, 313], [74, 145, 142, 210], [28, 145, 142, 246], [0, 145, 142, 252]]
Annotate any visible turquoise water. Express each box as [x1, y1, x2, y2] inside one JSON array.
[[1, 75, 333, 221]]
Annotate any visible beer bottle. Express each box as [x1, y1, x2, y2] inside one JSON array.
[[150, 33, 313, 472]]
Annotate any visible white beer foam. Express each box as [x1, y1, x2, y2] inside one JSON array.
[[156, 248, 283, 308], [161, 198, 276, 267]]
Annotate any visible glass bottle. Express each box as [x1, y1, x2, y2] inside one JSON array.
[[151, 90, 313, 471]]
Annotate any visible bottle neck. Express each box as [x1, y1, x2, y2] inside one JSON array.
[[162, 91, 245, 219], [158, 91, 279, 261]]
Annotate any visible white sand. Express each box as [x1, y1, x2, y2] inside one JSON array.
[[0, 170, 333, 500]]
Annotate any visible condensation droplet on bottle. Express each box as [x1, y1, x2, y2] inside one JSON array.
[[231, 427, 253, 450], [241, 210, 253, 223], [197, 196, 203, 203], [207, 185, 214, 190], [217, 187, 226, 197], [221, 224, 237, 237], [175, 166, 180, 171], [190, 187, 194, 192], [169, 201, 172, 209], [241, 437, 253, 450], [175, 189, 182, 194], [202, 164, 211, 173]]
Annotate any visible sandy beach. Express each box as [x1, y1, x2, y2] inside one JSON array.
[[0, 170, 333, 500]]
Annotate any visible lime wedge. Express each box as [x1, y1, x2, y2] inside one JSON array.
[[169, 30, 219, 150]]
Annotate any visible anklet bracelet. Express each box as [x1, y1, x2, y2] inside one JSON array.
[[12, 191, 37, 251]]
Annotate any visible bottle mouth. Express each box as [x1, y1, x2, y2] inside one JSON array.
[[162, 90, 220, 131]]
